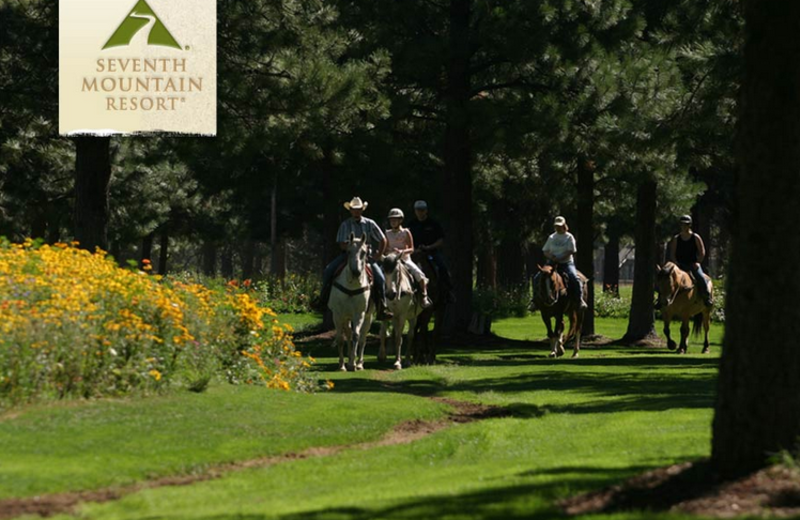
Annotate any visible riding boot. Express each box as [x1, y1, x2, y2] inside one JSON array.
[[701, 281, 713, 307], [575, 284, 588, 310]]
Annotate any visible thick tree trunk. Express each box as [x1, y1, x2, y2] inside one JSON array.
[[321, 145, 337, 330], [476, 240, 497, 290], [140, 232, 154, 269], [603, 231, 620, 295], [73, 136, 111, 252], [242, 239, 255, 280], [158, 230, 169, 275], [622, 179, 657, 343], [712, 0, 800, 477], [221, 246, 234, 279], [576, 158, 595, 336], [202, 241, 216, 276], [442, 0, 472, 334], [496, 237, 524, 290]]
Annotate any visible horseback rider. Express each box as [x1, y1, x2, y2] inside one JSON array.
[[542, 216, 587, 310], [667, 215, 712, 307], [407, 200, 456, 303], [385, 208, 433, 308], [318, 197, 393, 321]]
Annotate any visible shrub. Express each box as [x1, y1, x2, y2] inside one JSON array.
[[254, 273, 320, 314], [0, 239, 322, 410], [472, 285, 530, 319], [594, 289, 632, 319]]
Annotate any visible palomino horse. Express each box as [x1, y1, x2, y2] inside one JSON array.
[[532, 264, 585, 358], [378, 252, 424, 369], [328, 234, 374, 371], [655, 262, 713, 354], [407, 251, 444, 365]]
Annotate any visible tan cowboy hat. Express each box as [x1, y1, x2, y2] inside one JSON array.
[[387, 208, 404, 219], [554, 216, 567, 227], [344, 196, 368, 211]]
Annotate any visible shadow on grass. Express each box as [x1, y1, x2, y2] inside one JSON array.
[[324, 362, 716, 413], [181, 465, 675, 520]]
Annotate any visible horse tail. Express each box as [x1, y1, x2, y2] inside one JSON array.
[[691, 313, 703, 338]]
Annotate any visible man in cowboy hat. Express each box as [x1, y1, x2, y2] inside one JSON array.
[[667, 214, 712, 306], [541, 216, 587, 310], [318, 196, 393, 320]]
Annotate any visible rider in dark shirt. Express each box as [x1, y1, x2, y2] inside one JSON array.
[[407, 200, 455, 303], [668, 215, 712, 306]]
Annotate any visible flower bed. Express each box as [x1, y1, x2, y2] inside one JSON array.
[[0, 239, 322, 410]]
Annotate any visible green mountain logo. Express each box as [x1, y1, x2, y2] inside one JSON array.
[[103, 0, 181, 50]]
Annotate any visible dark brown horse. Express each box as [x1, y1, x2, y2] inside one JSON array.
[[408, 251, 445, 365], [532, 264, 585, 358], [655, 262, 713, 354]]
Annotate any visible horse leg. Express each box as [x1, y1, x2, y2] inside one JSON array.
[[543, 314, 557, 358], [406, 316, 417, 367], [555, 316, 565, 358], [355, 309, 370, 371], [572, 310, 583, 359], [335, 319, 346, 371], [702, 310, 711, 354], [679, 319, 690, 354], [664, 314, 677, 351], [379, 320, 387, 363], [393, 314, 404, 370]]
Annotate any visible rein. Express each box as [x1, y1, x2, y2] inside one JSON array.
[[333, 281, 369, 297]]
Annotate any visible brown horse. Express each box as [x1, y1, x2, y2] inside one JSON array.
[[408, 251, 445, 365], [655, 261, 713, 354], [532, 264, 585, 358]]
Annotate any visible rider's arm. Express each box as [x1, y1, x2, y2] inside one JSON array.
[[695, 234, 706, 264], [405, 231, 415, 255], [668, 238, 677, 263], [425, 238, 444, 251]]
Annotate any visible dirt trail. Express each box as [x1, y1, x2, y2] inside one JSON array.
[[0, 393, 508, 519]]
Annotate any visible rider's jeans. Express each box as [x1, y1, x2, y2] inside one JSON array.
[[559, 261, 582, 299]]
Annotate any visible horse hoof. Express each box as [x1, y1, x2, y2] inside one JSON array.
[[393, 361, 402, 370], [572, 353, 579, 359], [549, 351, 557, 358], [355, 363, 364, 371], [667, 341, 677, 351], [338, 365, 347, 372], [346, 363, 355, 372], [701, 347, 710, 354]]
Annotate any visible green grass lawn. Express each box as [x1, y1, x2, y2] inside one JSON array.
[[2, 312, 724, 520]]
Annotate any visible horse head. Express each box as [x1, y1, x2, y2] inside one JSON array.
[[655, 262, 681, 308], [535, 264, 563, 307], [382, 252, 405, 300], [346, 233, 368, 281]]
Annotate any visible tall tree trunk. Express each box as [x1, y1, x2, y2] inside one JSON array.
[[221, 246, 234, 279], [603, 231, 620, 295], [622, 179, 657, 343], [158, 230, 169, 275], [253, 244, 264, 280], [321, 145, 337, 330], [442, 0, 472, 333], [140, 232, 154, 268], [576, 158, 595, 336], [496, 237, 524, 290], [46, 209, 60, 244], [202, 240, 216, 276], [30, 207, 47, 239], [73, 136, 112, 252], [476, 240, 497, 290], [242, 239, 255, 280], [712, 0, 800, 477]]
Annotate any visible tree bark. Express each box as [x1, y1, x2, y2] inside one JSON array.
[[712, 0, 800, 477], [221, 246, 234, 279], [496, 237, 524, 290], [202, 240, 216, 276], [603, 231, 621, 295], [140, 232, 154, 269], [576, 158, 595, 335], [442, 0, 473, 333], [242, 239, 255, 280], [158, 230, 169, 275], [73, 136, 112, 252], [622, 179, 658, 343]]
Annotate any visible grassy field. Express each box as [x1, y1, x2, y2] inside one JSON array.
[[1, 312, 724, 520]]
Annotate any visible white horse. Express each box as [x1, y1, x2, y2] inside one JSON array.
[[329, 234, 374, 371], [378, 253, 422, 370]]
